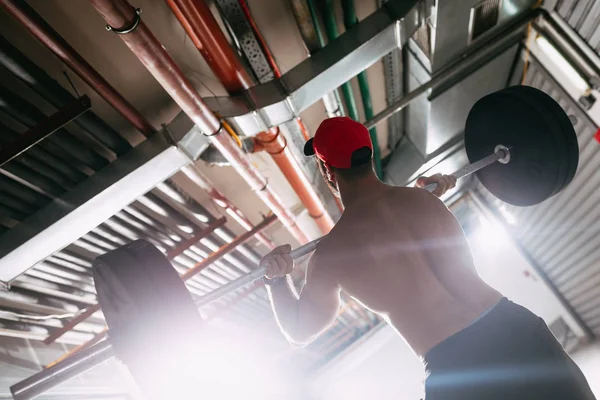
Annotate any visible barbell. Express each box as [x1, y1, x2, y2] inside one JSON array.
[[10, 85, 579, 399]]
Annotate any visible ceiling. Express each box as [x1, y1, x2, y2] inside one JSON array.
[[1, 0, 600, 398]]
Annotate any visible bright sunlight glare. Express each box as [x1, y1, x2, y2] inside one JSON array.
[[498, 205, 517, 225], [131, 325, 295, 400], [470, 219, 511, 254]]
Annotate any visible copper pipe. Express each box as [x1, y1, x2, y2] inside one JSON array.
[[0, 0, 155, 136], [181, 165, 276, 249], [42, 218, 224, 346], [296, 117, 311, 141], [166, 216, 227, 259], [166, 0, 334, 234], [0, 1, 277, 239], [45, 328, 108, 368], [44, 304, 101, 345], [181, 214, 278, 280], [236, 0, 341, 212], [256, 128, 334, 233], [0, 0, 273, 236], [44, 215, 272, 346], [166, 0, 254, 93], [89, 0, 307, 244]]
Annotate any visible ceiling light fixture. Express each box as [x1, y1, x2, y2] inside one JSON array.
[[535, 35, 589, 93]]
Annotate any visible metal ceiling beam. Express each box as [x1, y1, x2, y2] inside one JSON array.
[[0, 130, 207, 288], [202, 0, 424, 135]]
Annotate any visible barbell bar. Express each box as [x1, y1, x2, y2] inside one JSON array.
[[8, 143, 515, 400], [284, 145, 511, 263], [8, 142, 510, 400]]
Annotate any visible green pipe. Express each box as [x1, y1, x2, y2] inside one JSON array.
[[341, 0, 383, 178], [305, 0, 326, 47], [305, 0, 345, 117], [318, 0, 360, 122], [357, 72, 382, 178]]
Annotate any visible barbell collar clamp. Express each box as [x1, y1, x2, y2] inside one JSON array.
[[495, 145, 511, 164]]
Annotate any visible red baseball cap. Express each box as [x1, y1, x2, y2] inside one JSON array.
[[303, 117, 373, 168]]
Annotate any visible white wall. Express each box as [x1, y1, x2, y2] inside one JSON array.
[[468, 219, 572, 326], [310, 220, 576, 400], [573, 341, 600, 398]]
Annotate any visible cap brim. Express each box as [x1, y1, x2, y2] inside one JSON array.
[[303, 138, 315, 157]]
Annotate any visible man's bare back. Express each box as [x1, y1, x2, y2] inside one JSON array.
[[262, 117, 596, 399], [315, 186, 502, 355]]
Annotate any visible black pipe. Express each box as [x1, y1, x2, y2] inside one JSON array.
[[0, 213, 18, 229], [0, 191, 37, 215], [0, 84, 109, 170], [0, 96, 92, 168], [0, 120, 85, 182], [0, 202, 26, 221], [0, 35, 132, 155], [0, 175, 49, 208], [1, 161, 64, 197], [0, 122, 78, 187], [2, 150, 75, 189]]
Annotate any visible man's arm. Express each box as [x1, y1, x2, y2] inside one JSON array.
[[262, 245, 340, 346]]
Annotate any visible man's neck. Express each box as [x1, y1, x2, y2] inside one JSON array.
[[338, 175, 387, 208]]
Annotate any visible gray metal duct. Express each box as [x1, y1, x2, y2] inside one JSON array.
[[385, 4, 538, 183]]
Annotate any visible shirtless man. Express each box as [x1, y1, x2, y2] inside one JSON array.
[[261, 117, 596, 399]]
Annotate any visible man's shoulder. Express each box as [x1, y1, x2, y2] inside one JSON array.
[[312, 235, 336, 259], [386, 185, 448, 209], [311, 233, 346, 265]]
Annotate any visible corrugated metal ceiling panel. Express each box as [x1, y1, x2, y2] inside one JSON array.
[[554, 0, 600, 52]]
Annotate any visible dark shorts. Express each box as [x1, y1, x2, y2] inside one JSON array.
[[424, 298, 596, 400]]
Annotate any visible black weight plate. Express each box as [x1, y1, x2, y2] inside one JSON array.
[[500, 86, 570, 196], [505, 85, 579, 192], [465, 91, 565, 206], [93, 240, 203, 399], [124, 240, 203, 330]]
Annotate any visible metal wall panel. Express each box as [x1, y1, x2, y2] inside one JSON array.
[[555, 0, 600, 53], [477, 57, 600, 336]]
